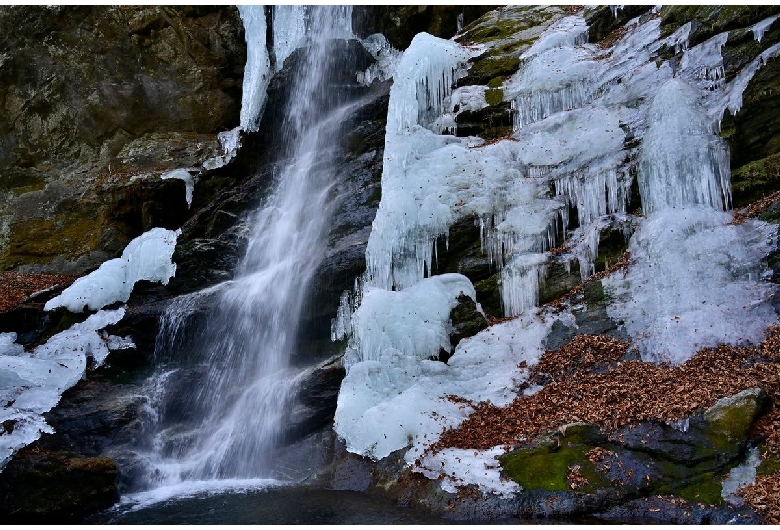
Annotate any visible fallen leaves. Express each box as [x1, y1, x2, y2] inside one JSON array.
[[740, 474, 780, 524], [433, 326, 780, 455], [731, 190, 780, 225], [0, 272, 77, 312]]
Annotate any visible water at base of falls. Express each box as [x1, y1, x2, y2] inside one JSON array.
[[129, 6, 355, 489]]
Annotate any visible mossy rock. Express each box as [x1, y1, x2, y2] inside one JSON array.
[[457, 6, 562, 47], [659, 6, 780, 46], [474, 273, 501, 317], [731, 152, 780, 207], [457, 56, 520, 88], [499, 432, 612, 493], [0, 210, 105, 270], [703, 387, 770, 450], [447, 293, 488, 359], [456, 101, 513, 141]]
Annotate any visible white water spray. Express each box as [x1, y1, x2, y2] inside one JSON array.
[[137, 6, 355, 487]]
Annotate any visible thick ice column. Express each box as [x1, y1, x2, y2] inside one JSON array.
[[238, 6, 271, 132], [638, 78, 731, 214]]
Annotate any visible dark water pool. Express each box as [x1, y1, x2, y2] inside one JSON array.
[[89, 486, 486, 525]]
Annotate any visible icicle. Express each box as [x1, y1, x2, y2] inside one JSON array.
[[237, 6, 271, 132], [500, 253, 547, 317], [271, 5, 306, 71], [753, 15, 778, 43], [555, 168, 631, 226]]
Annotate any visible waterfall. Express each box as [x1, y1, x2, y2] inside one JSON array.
[[134, 6, 355, 487]]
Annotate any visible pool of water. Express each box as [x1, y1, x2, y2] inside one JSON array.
[[90, 485, 474, 525]]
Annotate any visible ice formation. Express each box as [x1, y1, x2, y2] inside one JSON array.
[[334, 6, 780, 496], [357, 33, 401, 86], [271, 5, 307, 71], [335, 306, 556, 476], [753, 15, 779, 43], [604, 209, 776, 364], [237, 6, 271, 132], [0, 308, 130, 469], [161, 168, 195, 208], [638, 79, 730, 214], [45, 228, 180, 313]]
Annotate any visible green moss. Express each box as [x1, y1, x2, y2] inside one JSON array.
[[474, 273, 501, 317], [0, 171, 47, 194], [485, 87, 504, 106], [666, 473, 723, 506], [704, 388, 769, 451], [0, 210, 106, 269], [757, 455, 780, 476], [731, 152, 780, 208], [461, 19, 528, 44], [499, 443, 611, 493]]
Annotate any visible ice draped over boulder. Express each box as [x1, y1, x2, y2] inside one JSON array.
[[45, 228, 180, 313]]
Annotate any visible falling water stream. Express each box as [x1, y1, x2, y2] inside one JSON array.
[[127, 6, 355, 496]]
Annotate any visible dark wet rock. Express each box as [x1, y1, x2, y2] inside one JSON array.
[[353, 6, 496, 50], [595, 495, 761, 524], [445, 294, 488, 362], [586, 6, 654, 44], [456, 102, 514, 141], [0, 450, 119, 523], [284, 355, 346, 444]]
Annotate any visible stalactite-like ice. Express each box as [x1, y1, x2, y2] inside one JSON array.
[[638, 78, 731, 214], [237, 6, 271, 132], [753, 15, 778, 43], [271, 5, 306, 71], [161, 168, 195, 208]]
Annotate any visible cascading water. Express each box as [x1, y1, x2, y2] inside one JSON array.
[[133, 6, 354, 489]]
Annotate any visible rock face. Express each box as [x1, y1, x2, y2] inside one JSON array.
[[0, 6, 245, 273], [3, 3, 780, 525]]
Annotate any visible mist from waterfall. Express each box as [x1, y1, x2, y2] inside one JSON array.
[[132, 6, 354, 490]]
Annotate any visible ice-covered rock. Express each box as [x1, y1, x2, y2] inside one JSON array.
[[45, 228, 180, 313]]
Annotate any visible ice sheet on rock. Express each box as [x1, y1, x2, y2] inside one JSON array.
[[238, 6, 271, 132], [638, 78, 730, 214], [0, 307, 126, 469], [161, 168, 195, 208], [415, 446, 519, 497], [45, 228, 179, 313], [335, 310, 554, 463], [722, 446, 761, 506], [604, 208, 777, 364], [679, 33, 727, 92], [0, 333, 24, 357], [718, 42, 780, 119], [505, 16, 595, 129]]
